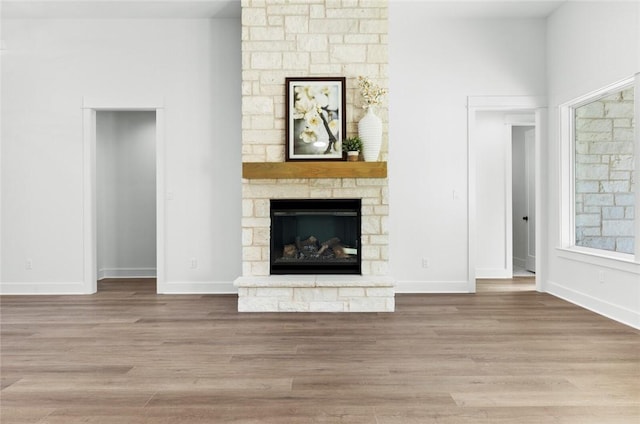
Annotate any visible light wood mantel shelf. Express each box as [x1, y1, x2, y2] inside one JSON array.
[[242, 161, 387, 179]]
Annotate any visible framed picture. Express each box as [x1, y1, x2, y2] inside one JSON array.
[[285, 77, 346, 161]]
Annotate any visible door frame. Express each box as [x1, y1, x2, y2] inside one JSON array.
[[467, 96, 546, 293], [82, 97, 165, 294]]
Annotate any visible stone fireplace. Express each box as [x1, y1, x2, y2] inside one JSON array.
[[234, 0, 393, 312], [234, 174, 394, 312]]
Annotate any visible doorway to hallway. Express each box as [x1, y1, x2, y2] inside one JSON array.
[[82, 97, 166, 295], [467, 95, 545, 293], [96, 111, 157, 291]]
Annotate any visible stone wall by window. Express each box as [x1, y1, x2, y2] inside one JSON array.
[[575, 87, 635, 254]]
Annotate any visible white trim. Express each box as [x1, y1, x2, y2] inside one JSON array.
[[82, 109, 97, 294], [505, 123, 514, 279], [83, 97, 164, 111], [556, 247, 640, 274], [559, 100, 573, 250], [467, 96, 546, 109], [467, 109, 478, 292], [82, 97, 165, 295], [534, 109, 546, 292], [467, 96, 547, 294], [561, 77, 635, 110], [394, 280, 470, 293], [546, 279, 640, 330], [0, 282, 87, 295], [161, 281, 237, 294], [155, 108, 167, 293], [98, 268, 157, 280]]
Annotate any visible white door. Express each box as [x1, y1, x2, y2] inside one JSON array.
[[512, 125, 536, 275], [524, 127, 536, 272]]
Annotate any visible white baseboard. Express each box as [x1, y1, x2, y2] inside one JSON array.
[[159, 280, 236, 294], [98, 267, 156, 280], [0, 281, 90, 295], [0, 280, 235, 295], [395, 280, 470, 293], [546, 279, 640, 330]]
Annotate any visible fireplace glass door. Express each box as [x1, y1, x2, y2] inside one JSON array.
[[270, 199, 361, 274]]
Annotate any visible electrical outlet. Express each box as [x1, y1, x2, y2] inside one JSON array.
[[25, 259, 33, 270], [598, 271, 605, 283], [190, 258, 198, 269], [422, 258, 430, 268]]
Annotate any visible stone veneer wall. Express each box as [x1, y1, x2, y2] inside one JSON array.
[[241, 0, 389, 277], [575, 87, 635, 254]]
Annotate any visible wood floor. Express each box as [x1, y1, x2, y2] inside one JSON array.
[[1, 278, 638, 423]]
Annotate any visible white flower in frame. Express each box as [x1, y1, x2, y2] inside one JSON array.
[[300, 127, 318, 144], [306, 112, 322, 128]]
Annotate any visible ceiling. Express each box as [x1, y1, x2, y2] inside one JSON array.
[[0, 0, 568, 20], [396, 1, 567, 19], [1, 0, 242, 19]]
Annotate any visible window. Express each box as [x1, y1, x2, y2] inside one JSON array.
[[561, 77, 637, 260]]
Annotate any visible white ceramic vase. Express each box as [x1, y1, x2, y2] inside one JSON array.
[[358, 107, 382, 162]]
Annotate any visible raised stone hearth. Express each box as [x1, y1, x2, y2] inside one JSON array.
[[234, 275, 394, 312]]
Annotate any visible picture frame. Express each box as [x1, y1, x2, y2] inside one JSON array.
[[285, 77, 346, 161]]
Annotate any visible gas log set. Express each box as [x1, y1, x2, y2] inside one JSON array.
[[281, 236, 351, 261]]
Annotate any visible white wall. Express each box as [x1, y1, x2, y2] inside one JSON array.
[[97, 111, 156, 280], [0, 18, 242, 293], [388, 6, 547, 292], [546, 2, 640, 328]]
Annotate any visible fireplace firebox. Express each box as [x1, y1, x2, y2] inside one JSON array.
[[270, 199, 361, 275]]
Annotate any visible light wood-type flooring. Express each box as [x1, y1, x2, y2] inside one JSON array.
[[1, 278, 639, 423]]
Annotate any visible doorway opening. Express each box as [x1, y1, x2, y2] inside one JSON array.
[[467, 96, 545, 293], [96, 111, 157, 290], [476, 277, 536, 293], [82, 98, 165, 294]]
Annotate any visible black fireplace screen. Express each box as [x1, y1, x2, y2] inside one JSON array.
[[270, 199, 361, 274]]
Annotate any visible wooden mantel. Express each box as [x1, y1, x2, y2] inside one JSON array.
[[242, 161, 387, 179]]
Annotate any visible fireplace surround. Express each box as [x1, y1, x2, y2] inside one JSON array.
[[234, 183, 394, 313]]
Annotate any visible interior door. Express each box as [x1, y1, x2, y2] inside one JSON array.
[[524, 127, 536, 272]]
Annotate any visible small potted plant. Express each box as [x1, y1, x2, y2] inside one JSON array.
[[342, 136, 362, 162]]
